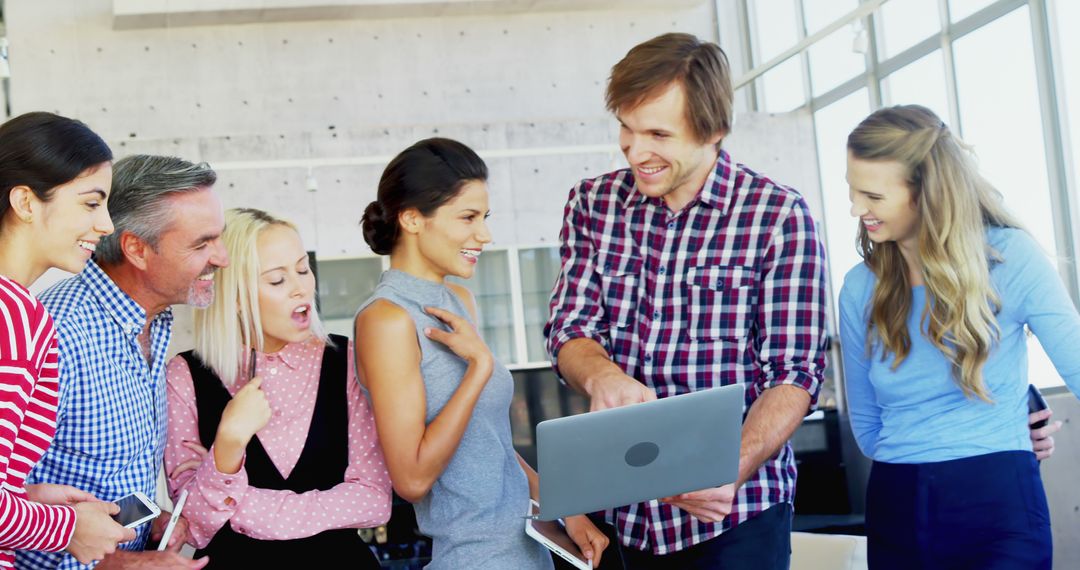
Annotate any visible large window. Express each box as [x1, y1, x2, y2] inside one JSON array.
[[1050, 0, 1079, 228], [733, 0, 1079, 389], [316, 256, 384, 337], [953, 5, 1055, 256], [949, 0, 997, 21], [517, 247, 562, 363], [881, 50, 949, 121], [807, 26, 866, 97], [452, 250, 516, 363], [814, 88, 871, 301], [320, 245, 561, 367], [877, 0, 939, 58]]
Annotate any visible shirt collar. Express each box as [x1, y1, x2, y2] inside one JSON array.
[[264, 341, 309, 371], [624, 149, 736, 215], [80, 260, 173, 336]]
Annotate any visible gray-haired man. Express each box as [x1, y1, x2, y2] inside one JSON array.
[[20, 155, 228, 569]]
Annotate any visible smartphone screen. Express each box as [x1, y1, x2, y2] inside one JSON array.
[[112, 493, 157, 527], [1028, 384, 1049, 429]]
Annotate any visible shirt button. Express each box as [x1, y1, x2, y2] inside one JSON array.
[[667, 221, 675, 228], [224, 497, 236, 506], [644, 355, 652, 363], [224, 479, 232, 485], [658, 267, 666, 275], [652, 311, 660, 319]]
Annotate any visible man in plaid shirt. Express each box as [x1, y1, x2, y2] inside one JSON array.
[[20, 156, 228, 570], [544, 33, 828, 568]]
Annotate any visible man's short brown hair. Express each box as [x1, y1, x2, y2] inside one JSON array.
[[606, 33, 734, 145]]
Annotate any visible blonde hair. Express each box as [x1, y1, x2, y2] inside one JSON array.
[[192, 208, 329, 386], [848, 105, 1022, 401]]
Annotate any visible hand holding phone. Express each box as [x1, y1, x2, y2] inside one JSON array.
[[157, 490, 188, 551], [1027, 384, 1049, 429], [67, 502, 137, 564], [112, 491, 161, 529], [525, 500, 593, 570]]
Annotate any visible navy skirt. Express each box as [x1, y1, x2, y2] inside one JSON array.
[[866, 450, 1051, 570]]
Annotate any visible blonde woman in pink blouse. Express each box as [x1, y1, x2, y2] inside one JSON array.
[[164, 208, 391, 568]]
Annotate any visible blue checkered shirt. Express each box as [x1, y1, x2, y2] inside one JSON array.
[[18, 261, 173, 569]]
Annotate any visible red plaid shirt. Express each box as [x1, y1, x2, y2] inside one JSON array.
[[544, 150, 828, 554]]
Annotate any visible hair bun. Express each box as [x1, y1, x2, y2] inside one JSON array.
[[361, 200, 395, 255]]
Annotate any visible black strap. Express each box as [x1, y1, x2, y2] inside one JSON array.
[[180, 336, 377, 567]]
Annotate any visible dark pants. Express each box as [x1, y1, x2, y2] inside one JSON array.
[[619, 503, 792, 570], [867, 450, 1052, 570]]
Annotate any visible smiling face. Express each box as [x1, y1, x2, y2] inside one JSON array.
[[617, 81, 722, 211], [847, 152, 921, 251], [256, 224, 316, 353], [412, 180, 492, 281], [142, 188, 228, 308], [32, 163, 115, 275]]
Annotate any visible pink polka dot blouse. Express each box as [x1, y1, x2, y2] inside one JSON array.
[[164, 339, 392, 548]]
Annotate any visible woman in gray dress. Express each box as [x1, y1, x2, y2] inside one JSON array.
[[353, 138, 609, 570]]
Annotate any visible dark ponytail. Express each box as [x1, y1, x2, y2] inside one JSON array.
[[361, 138, 488, 255], [361, 201, 395, 255]]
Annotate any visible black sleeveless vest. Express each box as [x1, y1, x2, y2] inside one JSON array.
[[179, 336, 380, 568]]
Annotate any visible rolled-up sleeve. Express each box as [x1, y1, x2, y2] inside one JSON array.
[[544, 181, 609, 370], [752, 196, 828, 409]]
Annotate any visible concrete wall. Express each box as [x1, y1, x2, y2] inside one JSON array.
[[6, 0, 722, 253], [9, 0, 821, 355]]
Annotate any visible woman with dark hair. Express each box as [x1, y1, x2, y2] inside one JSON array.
[[0, 112, 134, 566], [354, 138, 609, 569], [839, 105, 1080, 569]]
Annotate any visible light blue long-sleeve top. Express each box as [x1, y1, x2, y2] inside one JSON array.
[[839, 227, 1080, 463]]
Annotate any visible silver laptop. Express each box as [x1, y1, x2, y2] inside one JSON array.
[[535, 384, 744, 521]]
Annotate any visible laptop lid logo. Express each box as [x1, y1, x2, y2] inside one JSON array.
[[624, 441, 660, 467]]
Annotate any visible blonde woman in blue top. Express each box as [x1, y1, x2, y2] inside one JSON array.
[[839, 105, 1080, 570]]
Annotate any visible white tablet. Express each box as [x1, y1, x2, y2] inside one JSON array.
[[157, 490, 188, 551], [525, 500, 592, 570]]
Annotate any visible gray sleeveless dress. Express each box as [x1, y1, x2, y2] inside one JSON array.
[[358, 269, 553, 570]]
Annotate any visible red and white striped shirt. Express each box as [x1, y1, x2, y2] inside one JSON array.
[[0, 275, 75, 567]]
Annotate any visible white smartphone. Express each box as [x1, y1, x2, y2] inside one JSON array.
[[525, 500, 593, 570], [112, 491, 161, 529], [157, 490, 188, 551]]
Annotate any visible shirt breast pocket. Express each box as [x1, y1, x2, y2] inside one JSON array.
[[598, 252, 642, 328], [685, 265, 757, 341]]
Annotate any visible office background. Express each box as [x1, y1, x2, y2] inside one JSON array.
[[7, 0, 1078, 567]]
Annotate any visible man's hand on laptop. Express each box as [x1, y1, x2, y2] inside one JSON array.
[[586, 371, 656, 411], [659, 484, 736, 523]]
